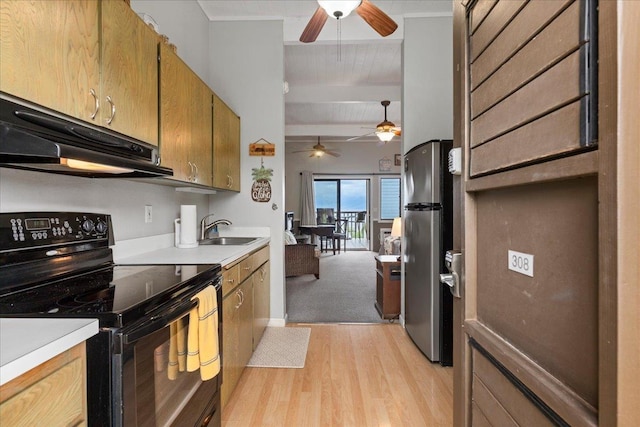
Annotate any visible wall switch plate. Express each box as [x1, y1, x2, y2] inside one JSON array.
[[145, 205, 153, 223]]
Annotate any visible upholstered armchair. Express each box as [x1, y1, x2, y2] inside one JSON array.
[[285, 243, 320, 279]]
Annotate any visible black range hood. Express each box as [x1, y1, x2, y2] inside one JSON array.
[[0, 96, 172, 178]]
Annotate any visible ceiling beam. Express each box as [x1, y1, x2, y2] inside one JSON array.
[[285, 123, 381, 137], [285, 85, 400, 103]]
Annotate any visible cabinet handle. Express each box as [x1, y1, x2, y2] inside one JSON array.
[[260, 268, 266, 281], [187, 161, 194, 181], [227, 175, 232, 188], [226, 278, 235, 284], [89, 88, 99, 120], [105, 96, 116, 125], [235, 290, 242, 309], [193, 162, 199, 182], [243, 266, 251, 271]]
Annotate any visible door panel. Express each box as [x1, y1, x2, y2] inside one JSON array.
[[456, 0, 603, 426], [476, 178, 598, 405]]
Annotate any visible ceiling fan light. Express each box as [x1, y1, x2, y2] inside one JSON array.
[[376, 130, 395, 142], [318, 1, 361, 19]]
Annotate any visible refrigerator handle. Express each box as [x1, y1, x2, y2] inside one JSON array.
[[440, 250, 462, 298]]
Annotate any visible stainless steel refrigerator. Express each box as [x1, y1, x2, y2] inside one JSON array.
[[403, 139, 453, 365]]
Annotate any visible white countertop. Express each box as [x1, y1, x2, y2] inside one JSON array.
[[0, 318, 99, 386], [115, 236, 270, 266], [113, 227, 271, 266]]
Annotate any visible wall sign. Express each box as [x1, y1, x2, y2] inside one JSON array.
[[249, 138, 275, 156], [379, 157, 392, 172], [251, 159, 273, 202]]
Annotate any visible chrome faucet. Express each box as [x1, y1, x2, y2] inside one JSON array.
[[200, 214, 232, 240]]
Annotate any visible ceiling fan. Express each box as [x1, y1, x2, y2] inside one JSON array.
[[292, 138, 341, 158], [347, 100, 402, 143], [300, 0, 398, 43]]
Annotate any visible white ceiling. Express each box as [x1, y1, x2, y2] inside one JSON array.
[[197, 1, 453, 144]]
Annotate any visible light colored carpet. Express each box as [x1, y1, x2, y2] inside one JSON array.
[[286, 250, 383, 323], [247, 327, 311, 368]]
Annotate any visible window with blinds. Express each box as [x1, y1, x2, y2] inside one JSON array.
[[380, 177, 400, 220]]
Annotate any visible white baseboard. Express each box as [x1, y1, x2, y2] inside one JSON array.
[[267, 317, 286, 327]]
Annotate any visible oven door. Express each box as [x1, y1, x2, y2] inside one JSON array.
[[116, 280, 222, 427]]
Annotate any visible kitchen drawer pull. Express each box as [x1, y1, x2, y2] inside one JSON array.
[[105, 96, 116, 125], [193, 162, 199, 181], [243, 266, 251, 271], [89, 88, 99, 120], [226, 278, 235, 284]]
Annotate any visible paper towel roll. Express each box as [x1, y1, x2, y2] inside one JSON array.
[[178, 205, 198, 248]]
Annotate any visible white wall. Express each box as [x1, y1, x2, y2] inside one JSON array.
[[0, 1, 212, 242], [130, 0, 210, 82], [284, 140, 402, 223], [402, 17, 454, 154], [207, 21, 287, 322], [0, 169, 208, 242]]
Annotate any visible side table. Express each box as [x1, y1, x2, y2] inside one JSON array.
[[374, 255, 401, 321]]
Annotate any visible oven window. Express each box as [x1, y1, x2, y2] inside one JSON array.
[[150, 318, 201, 426], [127, 313, 219, 427]]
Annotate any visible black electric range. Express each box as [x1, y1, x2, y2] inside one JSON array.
[[0, 212, 222, 427]]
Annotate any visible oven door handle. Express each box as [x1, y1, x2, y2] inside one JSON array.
[[122, 299, 198, 344]]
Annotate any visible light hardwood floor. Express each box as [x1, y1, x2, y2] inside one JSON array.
[[222, 323, 453, 426]]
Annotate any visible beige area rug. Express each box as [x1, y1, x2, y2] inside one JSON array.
[[247, 327, 311, 368]]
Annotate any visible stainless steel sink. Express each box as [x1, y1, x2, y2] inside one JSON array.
[[199, 237, 258, 245]]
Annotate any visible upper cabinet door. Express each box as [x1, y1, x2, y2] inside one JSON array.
[[159, 43, 213, 186], [100, 0, 158, 145], [212, 95, 241, 192], [0, 0, 100, 121]]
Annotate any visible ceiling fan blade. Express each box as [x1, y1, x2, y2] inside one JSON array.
[[292, 149, 313, 153], [300, 7, 328, 43], [356, 0, 398, 37], [326, 151, 341, 157], [346, 132, 375, 142]]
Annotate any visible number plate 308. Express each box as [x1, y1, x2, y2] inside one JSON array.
[[508, 250, 534, 277]]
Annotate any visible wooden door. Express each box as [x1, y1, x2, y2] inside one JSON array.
[[221, 287, 241, 409], [100, 0, 158, 145], [253, 261, 270, 350], [0, 0, 100, 122], [159, 43, 192, 182], [212, 94, 241, 191], [189, 82, 213, 187], [453, 1, 638, 425]]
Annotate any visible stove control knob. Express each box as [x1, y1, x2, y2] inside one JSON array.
[[82, 219, 95, 233], [95, 220, 108, 234]]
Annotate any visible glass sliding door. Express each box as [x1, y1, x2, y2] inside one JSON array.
[[314, 178, 370, 250]]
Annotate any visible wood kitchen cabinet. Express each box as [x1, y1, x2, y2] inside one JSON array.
[[0, 0, 158, 146], [0, 342, 87, 426], [0, 0, 100, 122], [212, 95, 241, 191], [220, 245, 269, 410], [375, 255, 401, 320], [253, 261, 270, 350], [159, 43, 213, 185]]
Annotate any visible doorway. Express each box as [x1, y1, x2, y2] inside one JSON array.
[[314, 178, 370, 250]]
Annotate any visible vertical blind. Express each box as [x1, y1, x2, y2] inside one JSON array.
[[380, 177, 401, 220]]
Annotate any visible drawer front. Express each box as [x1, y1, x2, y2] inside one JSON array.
[[222, 263, 240, 297], [238, 255, 255, 284], [468, 0, 597, 177], [252, 245, 269, 269]]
